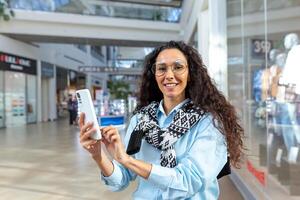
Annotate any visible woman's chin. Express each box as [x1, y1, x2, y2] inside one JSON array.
[[164, 93, 180, 99]]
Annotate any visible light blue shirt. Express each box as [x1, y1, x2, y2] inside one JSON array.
[[101, 99, 227, 200]]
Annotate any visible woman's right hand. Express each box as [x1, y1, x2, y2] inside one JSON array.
[[79, 113, 102, 160]]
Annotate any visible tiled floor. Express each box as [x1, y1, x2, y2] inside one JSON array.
[[0, 119, 243, 200]]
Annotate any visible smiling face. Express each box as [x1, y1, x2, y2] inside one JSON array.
[[154, 48, 189, 103]]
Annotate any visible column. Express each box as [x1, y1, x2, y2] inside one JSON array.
[[37, 60, 42, 122], [208, 0, 228, 96]]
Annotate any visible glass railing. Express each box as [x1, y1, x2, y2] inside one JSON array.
[[227, 0, 300, 17], [108, 59, 143, 68], [109, 74, 140, 82], [8, 0, 181, 23]]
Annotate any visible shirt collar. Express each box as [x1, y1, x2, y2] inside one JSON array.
[[158, 98, 190, 117]]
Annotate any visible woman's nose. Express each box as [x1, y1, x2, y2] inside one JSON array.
[[165, 68, 175, 79]]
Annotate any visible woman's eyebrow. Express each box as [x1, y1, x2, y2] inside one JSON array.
[[156, 59, 185, 64]]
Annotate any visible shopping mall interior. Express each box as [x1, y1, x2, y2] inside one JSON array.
[[0, 0, 300, 199]]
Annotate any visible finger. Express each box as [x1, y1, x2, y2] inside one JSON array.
[[80, 122, 94, 136], [110, 135, 119, 143], [103, 129, 119, 142], [101, 125, 115, 133], [102, 128, 115, 139], [82, 139, 97, 149], [80, 127, 96, 142], [78, 113, 85, 129], [102, 125, 117, 135], [88, 141, 100, 152], [101, 126, 110, 138]]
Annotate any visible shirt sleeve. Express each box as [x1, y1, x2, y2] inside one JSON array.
[[147, 121, 227, 199], [100, 115, 138, 191]]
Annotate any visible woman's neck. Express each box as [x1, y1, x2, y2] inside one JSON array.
[[163, 96, 185, 115]]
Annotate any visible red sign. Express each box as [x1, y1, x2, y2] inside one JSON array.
[[0, 52, 36, 75], [0, 53, 31, 67], [247, 160, 266, 186]]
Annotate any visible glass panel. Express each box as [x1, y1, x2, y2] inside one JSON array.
[[228, 0, 300, 17], [227, 0, 242, 17], [228, 0, 300, 198], [241, 0, 268, 192], [227, 0, 270, 194], [94, 4, 181, 22], [0, 70, 4, 127], [227, 0, 245, 135], [4, 71, 26, 127], [266, 0, 300, 196], [26, 74, 37, 123], [8, 0, 182, 23]]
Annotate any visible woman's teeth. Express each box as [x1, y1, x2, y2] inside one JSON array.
[[165, 83, 177, 87]]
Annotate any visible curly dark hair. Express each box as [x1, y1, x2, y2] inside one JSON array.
[[136, 41, 244, 168]]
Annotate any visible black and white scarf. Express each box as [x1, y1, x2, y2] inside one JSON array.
[[126, 100, 206, 168]]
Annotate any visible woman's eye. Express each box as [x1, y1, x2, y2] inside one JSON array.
[[174, 64, 184, 70], [157, 66, 167, 71]]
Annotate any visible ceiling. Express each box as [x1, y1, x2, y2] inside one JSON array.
[[6, 0, 186, 46]]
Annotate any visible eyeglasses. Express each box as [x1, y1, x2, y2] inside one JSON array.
[[151, 61, 188, 77]]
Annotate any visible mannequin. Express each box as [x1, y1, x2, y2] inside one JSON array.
[[270, 49, 281, 65], [275, 53, 287, 69], [281, 33, 300, 94], [277, 33, 300, 157], [261, 49, 282, 100], [275, 53, 287, 102], [269, 50, 283, 98]]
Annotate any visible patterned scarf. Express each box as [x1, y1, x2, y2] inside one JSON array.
[[126, 100, 206, 168]]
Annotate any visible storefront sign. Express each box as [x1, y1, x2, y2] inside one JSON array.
[[0, 52, 37, 75], [251, 39, 273, 59], [247, 160, 266, 186], [41, 62, 54, 78], [79, 66, 120, 73], [78, 66, 142, 75]]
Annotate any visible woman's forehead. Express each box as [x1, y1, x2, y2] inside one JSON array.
[[156, 49, 186, 63]]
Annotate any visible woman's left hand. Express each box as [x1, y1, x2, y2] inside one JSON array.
[[101, 125, 129, 164]]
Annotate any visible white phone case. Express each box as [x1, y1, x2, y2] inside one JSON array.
[[76, 89, 101, 140]]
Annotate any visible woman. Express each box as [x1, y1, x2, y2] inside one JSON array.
[[79, 41, 244, 199], [68, 95, 78, 125]]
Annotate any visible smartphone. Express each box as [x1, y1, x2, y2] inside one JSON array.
[[76, 89, 101, 140]]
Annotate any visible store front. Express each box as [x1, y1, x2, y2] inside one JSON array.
[[227, 0, 300, 198], [0, 52, 37, 127]]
